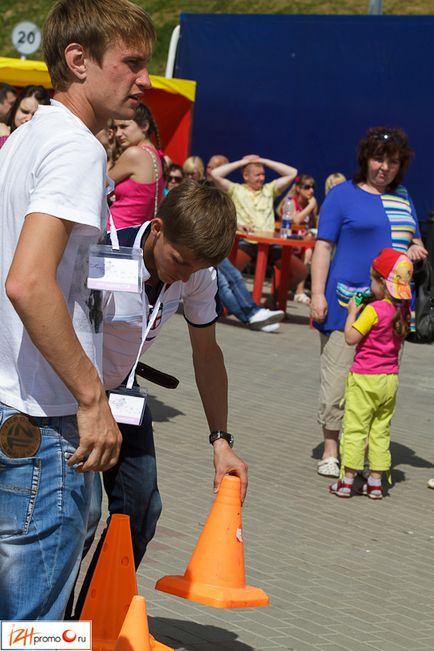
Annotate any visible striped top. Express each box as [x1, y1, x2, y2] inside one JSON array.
[[381, 186, 417, 253]]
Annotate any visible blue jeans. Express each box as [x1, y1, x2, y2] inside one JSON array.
[[217, 258, 258, 323], [74, 403, 162, 616], [0, 402, 95, 620]]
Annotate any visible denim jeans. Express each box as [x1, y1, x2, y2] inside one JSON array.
[[217, 258, 258, 323], [74, 403, 162, 616], [0, 401, 95, 620]]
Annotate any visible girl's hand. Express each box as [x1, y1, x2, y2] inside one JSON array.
[[347, 296, 363, 316]]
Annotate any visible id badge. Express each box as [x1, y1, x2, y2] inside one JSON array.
[[87, 245, 143, 293], [108, 386, 147, 425]]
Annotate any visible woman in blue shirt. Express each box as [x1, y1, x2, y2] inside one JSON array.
[[311, 126, 427, 478]]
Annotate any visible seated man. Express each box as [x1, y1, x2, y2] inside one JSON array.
[[211, 155, 307, 297], [206, 154, 284, 328], [218, 258, 284, 332]]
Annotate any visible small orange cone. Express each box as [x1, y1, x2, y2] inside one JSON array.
[[80, 514, 137, 651], [155, 475, 269, 608], [114, 596, 174, 651]]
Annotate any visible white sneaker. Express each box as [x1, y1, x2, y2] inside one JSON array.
[[260, 323, 280, 333], [294, 292, 311, 305], [249, 307, 285, 330], [317, 457, 340, 477]]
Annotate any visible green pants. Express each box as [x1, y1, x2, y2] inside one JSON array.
[[340, 372, 398, 481]]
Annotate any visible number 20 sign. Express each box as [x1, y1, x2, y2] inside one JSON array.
[[12, 21, 41, 56]]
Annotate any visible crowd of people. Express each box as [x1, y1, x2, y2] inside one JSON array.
[[0, 0, 431, 625]]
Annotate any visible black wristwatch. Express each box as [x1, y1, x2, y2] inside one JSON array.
[[209, 430, 234, 448]]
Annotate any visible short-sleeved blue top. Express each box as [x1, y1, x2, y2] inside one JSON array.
[[314, 181, 419, 334]]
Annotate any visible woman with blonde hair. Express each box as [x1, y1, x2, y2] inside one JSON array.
[[324, 172, 346, 195], [183, 155, 205, 181]]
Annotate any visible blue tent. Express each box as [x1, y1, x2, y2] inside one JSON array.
[[175, 14, 434, 222]]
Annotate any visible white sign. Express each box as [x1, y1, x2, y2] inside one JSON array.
[[1, 621, 91, 650], [12, 21, 41, 56]]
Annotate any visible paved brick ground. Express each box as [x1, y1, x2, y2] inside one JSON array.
[[102, 298, 434, 650]]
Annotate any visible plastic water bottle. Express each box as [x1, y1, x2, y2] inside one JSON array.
[[280, 196, 295, 239]]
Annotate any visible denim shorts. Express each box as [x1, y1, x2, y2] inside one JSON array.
[[0, 401, 95, 620]]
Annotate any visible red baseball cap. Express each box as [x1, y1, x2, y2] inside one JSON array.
[[372, 248, 413, 300]]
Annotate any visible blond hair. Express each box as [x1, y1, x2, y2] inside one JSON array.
[[158, 180, 236, 265], [182, 156, 205, 179], [324, 172, 346, 195], [43, 0, 155, 91]]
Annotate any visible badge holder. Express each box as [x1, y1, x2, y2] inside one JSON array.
[[87, 209, 143, 293], [108, 386, 147, 425], [108, 280, 167, 426]]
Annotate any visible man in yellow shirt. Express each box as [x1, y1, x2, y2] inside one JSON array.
[[211, 154, 303, 285]]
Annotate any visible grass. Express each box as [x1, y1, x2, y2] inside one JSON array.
[[0, 0, 433, 76]]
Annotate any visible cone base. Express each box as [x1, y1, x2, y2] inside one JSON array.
[[92, 637, 116, 651], [149, 634, 174, 651], [155, 575, 269, 608]]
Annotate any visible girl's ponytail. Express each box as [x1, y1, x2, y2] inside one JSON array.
[[392, 302, 410, 338]]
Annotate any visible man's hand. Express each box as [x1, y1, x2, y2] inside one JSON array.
[[68, 397, 122, 472], [212, 439, 248, 504], [310, 293, 328, 322], [242, 154, 260, 163], [238, 224, 253, 234]]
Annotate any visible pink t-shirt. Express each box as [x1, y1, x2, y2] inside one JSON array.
[[110, 146, 164, 229], [351, 299, 404, 374]]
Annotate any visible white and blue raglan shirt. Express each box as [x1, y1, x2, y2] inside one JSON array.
[[102, 221, 220, 390]]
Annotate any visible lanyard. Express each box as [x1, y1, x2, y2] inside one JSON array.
[[108, 209, 120, 250], [125, 282, 166, 389]]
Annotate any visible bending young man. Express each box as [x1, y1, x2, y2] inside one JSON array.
[[74, 181, 248, 612]]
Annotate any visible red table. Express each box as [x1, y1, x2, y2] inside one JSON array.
[[228, 231, 315, 312]]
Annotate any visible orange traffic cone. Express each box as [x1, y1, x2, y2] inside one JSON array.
[[114, 596, 174, 651], [155, 475, 269, 608], [80, 514, 137, 651]]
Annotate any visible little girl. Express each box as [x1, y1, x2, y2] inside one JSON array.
[[329, 247, 413, 500]]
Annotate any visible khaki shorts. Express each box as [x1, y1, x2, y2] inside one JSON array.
[[318, 330, 355, 430]]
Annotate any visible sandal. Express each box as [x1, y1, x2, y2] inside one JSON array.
[[317, 457, 339, 477], [366, 483, 383, 500], [294, 292, 311, 305], [329, 479, 353, 498]]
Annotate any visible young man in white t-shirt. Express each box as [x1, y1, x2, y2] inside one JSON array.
[[0, 0, 156, 620], [74, 180, 249, 612]]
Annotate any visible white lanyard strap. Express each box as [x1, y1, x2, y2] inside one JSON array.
[[125, 283, 166, 389], [108, 209, 120, 250]]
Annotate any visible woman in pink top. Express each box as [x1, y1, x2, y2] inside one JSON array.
[[109, 103, 164, 229], [329, 248, 413, 500]]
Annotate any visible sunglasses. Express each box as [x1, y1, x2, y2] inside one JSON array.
[[302, 184, 315, 190], [168, 175, 183, 183], [373, 130, 402, 144]]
